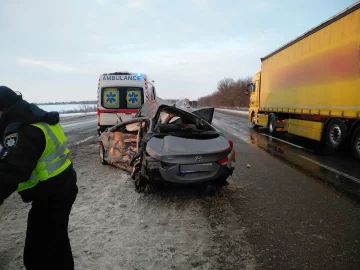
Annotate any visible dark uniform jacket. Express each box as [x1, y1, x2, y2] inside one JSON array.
[[0, 100, 77, 203]]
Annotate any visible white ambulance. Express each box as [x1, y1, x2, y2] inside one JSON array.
[[97, 72, 156, 134]]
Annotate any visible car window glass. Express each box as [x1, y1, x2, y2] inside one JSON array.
[[169, 116, 180, 123]]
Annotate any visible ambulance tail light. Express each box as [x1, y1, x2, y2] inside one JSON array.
[[228, 140, 233, 150], [97, 108, 100, 126]]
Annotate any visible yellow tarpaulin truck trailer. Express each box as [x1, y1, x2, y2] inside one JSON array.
[[247, 1, 360, 159]]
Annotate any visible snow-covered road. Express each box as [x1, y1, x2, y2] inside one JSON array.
[[1, 112, 360, 270]]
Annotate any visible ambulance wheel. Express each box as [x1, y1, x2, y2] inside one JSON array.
[[326, 119, 348, 150], [99, 143, 108, 165], [98, 127, 106, 136]]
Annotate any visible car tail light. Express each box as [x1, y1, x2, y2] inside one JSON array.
[[228, 140, 233, 150], [217, 156, 228, 165]]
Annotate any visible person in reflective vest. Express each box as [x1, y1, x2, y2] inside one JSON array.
[[0, 86, 78, 270]]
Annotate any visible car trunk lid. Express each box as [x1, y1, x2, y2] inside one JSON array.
[[146, 135, 231, 164]]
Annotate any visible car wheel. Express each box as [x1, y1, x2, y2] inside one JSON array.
[[99, 143, 108, 165], [326, 119, 348, 150], [268, 114, 277, 135], [134, 172, 147, 193], [351, 127, 360, 160]]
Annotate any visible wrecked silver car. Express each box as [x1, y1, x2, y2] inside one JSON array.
[[99, 100, 235, 194]]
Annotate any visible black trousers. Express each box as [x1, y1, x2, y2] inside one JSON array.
[[23, 183, 78, 270]]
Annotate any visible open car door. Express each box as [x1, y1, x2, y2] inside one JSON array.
[[191, 107, 215, 125]]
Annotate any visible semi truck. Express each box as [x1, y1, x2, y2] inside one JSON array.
[[247, 1, 360, 159]]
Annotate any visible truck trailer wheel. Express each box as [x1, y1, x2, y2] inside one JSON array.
[[351, 127, 360, 160], [268, 114, 277, 135], [326, 119, 348, 150]]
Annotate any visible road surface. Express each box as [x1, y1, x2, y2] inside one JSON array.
[[60, 115, 98, 146], [1, 113, 359, 270]]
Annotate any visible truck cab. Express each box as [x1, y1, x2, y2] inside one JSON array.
[[247, 70, 261, 126]]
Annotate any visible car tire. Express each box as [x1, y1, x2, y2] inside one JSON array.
[[326, 119, 348, 150], [99, 143, 108, 165], [351, 126, 360, 160], [268, 114, 277, 135], [134, 172, 147, 193]]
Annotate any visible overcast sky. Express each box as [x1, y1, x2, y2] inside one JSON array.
[[0, 0, 356, 102]]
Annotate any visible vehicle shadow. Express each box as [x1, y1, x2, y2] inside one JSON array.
[[136, 182, 228, 200]]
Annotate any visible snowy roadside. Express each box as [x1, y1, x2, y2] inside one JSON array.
[[60, 112, 97, 120], [0, 138, 256, 270]]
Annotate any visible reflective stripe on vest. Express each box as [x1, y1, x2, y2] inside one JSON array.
[[17, 122, 71, 192]]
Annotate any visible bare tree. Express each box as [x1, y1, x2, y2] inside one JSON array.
[[198, 76, 251, 108]]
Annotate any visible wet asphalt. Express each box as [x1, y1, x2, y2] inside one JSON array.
[[57, 113, 360, 269], [212, 112, 360, 199], [212, 112, 360, 269]]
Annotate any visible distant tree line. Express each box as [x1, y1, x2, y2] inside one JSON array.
[[198, 77, 252, 109], [60, 104, 97, 114]]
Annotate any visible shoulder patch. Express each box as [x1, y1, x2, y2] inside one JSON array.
[[4, 133, 18, 148], [0, 147, 9, 161]]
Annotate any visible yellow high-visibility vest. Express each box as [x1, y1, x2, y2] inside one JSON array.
[[17, 122, 71, 192]]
